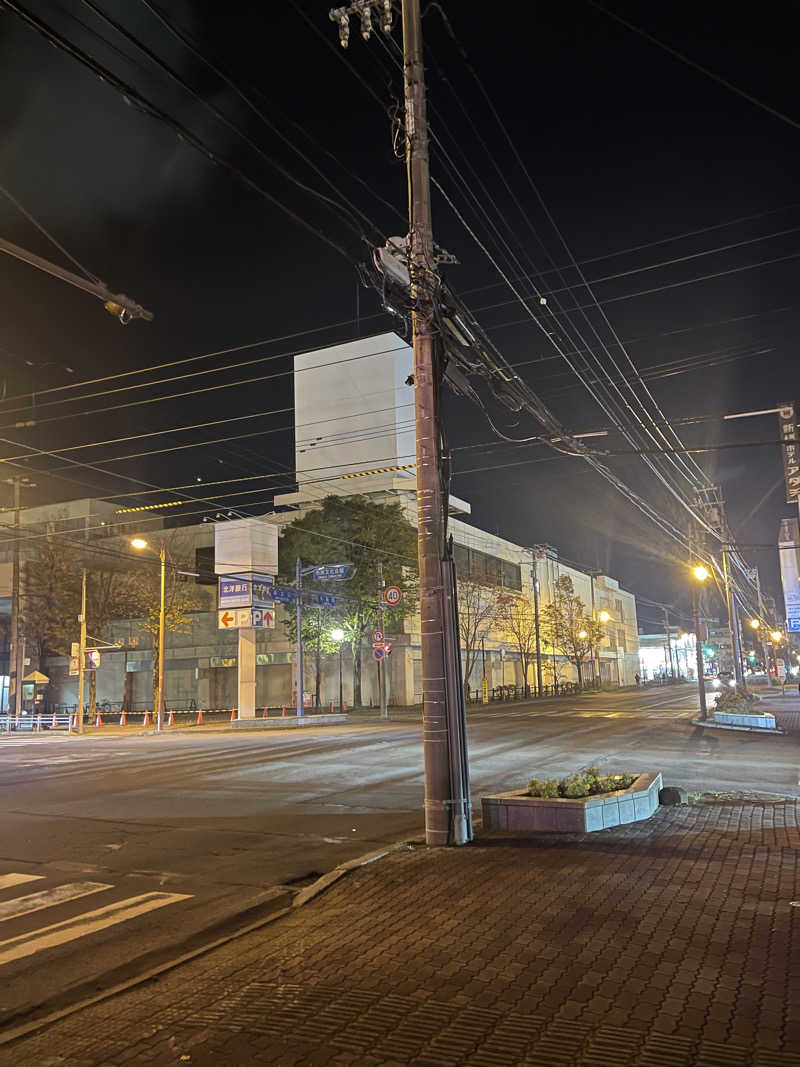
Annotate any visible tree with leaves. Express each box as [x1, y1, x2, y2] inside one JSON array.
[[456, 576, 498, 693], [279, 496, 417, 706], [126, 535, 201, 711], [495, 592, 539, 696], [539, 575, 599, 687]]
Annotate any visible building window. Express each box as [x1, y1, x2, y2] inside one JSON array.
[[453, 545, 521, 591], [617, 629, 626, 653], [195, 546, 216, 585]]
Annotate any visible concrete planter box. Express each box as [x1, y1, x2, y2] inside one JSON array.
[[712, 710, 776, 729], [481, 772, 662, 833]]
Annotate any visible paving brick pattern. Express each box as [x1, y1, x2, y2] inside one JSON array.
[[3, 798, 799, 1066]]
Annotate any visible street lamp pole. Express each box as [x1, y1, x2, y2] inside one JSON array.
[[339, 641, 344, 715], [77, 568, 87, 734]]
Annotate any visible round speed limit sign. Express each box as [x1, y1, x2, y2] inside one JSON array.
[[384, 585, 402, 606]]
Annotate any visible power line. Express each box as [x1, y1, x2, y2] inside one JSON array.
[[2, 0, 357, 263], [588, 1, 800, 133], [0, 184, 101, 283]]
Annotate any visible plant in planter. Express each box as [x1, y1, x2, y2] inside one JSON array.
[[528, 766, 638, 800], [713, 687, 760, 715], [482, 768, 663, 833]]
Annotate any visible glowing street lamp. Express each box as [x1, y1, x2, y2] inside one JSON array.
[[692, 565, 710, 582], [771, 631, 783, 642], [750, 618, 760, 630], [598, 610, 610, 623], [578, 630, 588, 640]]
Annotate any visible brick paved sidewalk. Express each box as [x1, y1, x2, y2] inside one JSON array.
[[3, 797, 799, 1066]]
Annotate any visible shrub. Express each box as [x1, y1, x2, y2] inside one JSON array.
[[713, 687, 761, 715], [527, 768, 637, 799]]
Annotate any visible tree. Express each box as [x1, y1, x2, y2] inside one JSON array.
[[279, 496, 417, 706], [24, 540, 142, 715], [540, 575, 599, 687], [495, 593, 538, 696], [126, 534, 201, 711], [456, 577, 497, 693]]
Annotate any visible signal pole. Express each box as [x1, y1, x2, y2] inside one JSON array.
[[77, 568, 87, 734], [327, 0, 470, 844]]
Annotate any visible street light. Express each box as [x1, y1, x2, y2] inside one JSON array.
[[771, 631, 783, 642], [131, 536, 166, 732], [331, 628, 345, 714], [691, 562, 709, 720], [750, 618, 760, 629], [598, 610, 610, 623], [578, 630, 588, 639]]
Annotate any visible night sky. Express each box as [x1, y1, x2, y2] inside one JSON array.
[[2, 0, 799, 627]]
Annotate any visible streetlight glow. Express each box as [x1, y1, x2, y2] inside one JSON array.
[[598, 610, 611, 622], [771, 631, 783, 642], [750, 618, 760, 629], [130, 537, 149, 550], [331, 628, 345, 642], [578, 630, 588, 639], [692, 565, 709, 582]]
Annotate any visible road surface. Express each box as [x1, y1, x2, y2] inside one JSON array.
[[0, 683, 796, 1031]]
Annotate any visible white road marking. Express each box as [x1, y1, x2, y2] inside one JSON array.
[[0, 882, 111, 922], [0, 891, 191, 966], [0, 874, 43, 891]]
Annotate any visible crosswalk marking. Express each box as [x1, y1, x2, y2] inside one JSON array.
[[0, 874, 43, 891], [0, 891, 191, 966], [0, 881, 111, 922]]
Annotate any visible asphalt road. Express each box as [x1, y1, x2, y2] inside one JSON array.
[[0, 683, 797, 1030]]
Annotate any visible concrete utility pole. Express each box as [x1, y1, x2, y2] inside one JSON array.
[[722, 548, 746, 687], [327, 0, 470, 844], [532, 552, 544, 696], [295, 556, 304, 718], [8, 478, 22, 723], [753, 568, 773, 685], [77, 568, 87, 734], [377, 562, 388, 719], [662, 606, 675, 680]]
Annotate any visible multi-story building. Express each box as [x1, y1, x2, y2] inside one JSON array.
[[2, 333, 641, 711]]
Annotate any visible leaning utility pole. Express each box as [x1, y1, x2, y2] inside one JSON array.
[[327, 0, 470, 844], [752, 567, 773, 685]]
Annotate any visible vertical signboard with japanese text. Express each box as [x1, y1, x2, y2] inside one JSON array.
[[778, 403, 800, 503], [778, 517, 800, 632]]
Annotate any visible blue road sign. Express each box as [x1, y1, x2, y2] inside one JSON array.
[[373, 646, 385, 661], [310, 592, 340, 608], [270, 585, 297, 604], [313, 563, 353, 581], [219, 577, 252, 609], [251, 575, 275, 606]]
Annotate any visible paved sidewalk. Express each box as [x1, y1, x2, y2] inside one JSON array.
[[3, 797, 799, 1066]]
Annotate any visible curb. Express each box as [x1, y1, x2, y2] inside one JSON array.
[[0, 888, 293, 1048], [691, 719, 785, 734], [292, 844, 412, 908]]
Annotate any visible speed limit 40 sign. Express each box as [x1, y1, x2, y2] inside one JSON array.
[[384, 586, 402, 606]]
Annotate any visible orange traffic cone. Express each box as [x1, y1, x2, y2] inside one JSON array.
[[142, 710, 151, 727], [343, 700, 348, 711], [231, 708, 237, 722], [196, 709, 204, 726], [120, 710, 127, 727], [95, 712, 102, 727], [168, 710, 175, 726], [281, 704, 287, 717]]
